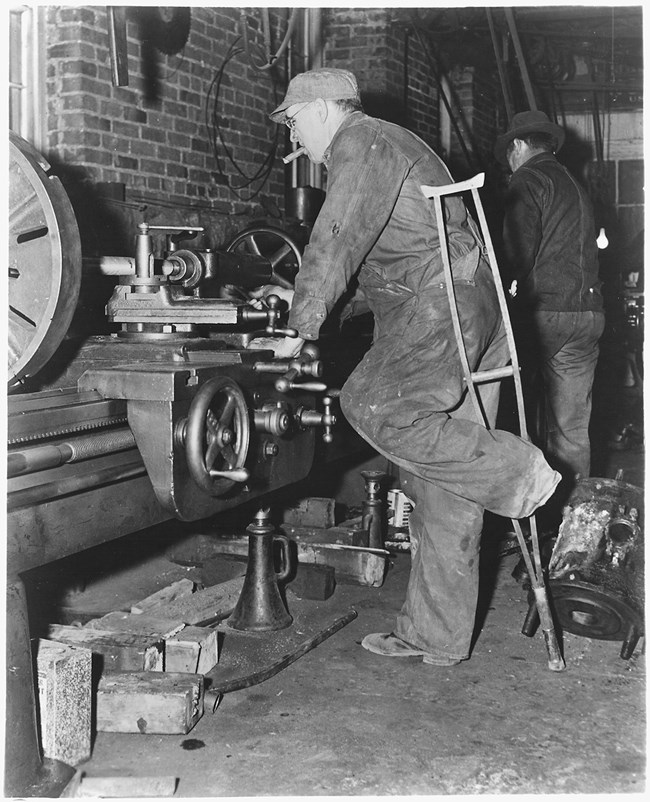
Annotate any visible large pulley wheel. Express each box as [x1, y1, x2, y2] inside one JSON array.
[[185, 377, 251, 496], [8, 132, 82, 388], [225, 225, 302, 289]]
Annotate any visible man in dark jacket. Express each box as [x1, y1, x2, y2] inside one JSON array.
[[495, 111, 605, 512], [253, 70, 560, 666]]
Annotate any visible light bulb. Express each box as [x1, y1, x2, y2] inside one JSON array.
[[596, 227, 609, 249]]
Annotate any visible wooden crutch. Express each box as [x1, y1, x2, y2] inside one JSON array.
[[421, 172, 565, 671]]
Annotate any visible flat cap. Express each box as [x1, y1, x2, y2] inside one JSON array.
[[269, 68, 359, 123]]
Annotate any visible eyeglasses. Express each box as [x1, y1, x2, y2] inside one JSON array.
[[285, 103, 312, 131]]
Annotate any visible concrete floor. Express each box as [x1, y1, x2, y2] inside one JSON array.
[[18, 363, 646, 796], [45, 544, 645, 797]]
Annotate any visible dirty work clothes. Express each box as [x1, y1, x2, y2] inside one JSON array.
[[502, 151, 603, 313], [287, 110, 558, 514], [392, 300, 512, 662], [396, 473, 483, 662], [534, 310, 605, 480], [288, 112, 491, 341], [503, 151, 604, 487], [339, 261, 559, 520], [286, 110, 560, 659]]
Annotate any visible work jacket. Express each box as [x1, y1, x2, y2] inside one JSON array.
[[502, 152, 603, 312], [286, 112, 560, 519], [289, 112, 485, 342]]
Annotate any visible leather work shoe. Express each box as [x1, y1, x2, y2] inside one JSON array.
[[360, 632, 461, 666]]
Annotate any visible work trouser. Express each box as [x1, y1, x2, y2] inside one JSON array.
[[393, 323, 510, 661], [535, 310, 605, 481], [340, 272, 560, 659]]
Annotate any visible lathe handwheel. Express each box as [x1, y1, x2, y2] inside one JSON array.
[[185, 377, 250, 495], [225, 225, 302, 289], [8, 133, 82, 388]]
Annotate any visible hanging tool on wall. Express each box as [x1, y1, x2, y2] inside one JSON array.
[[108, 6, 128, 87]]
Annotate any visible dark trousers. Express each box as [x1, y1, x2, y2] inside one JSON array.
[[533, 310, 605, 482]]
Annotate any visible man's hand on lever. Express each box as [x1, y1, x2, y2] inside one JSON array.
[[248, 285, 295, 310], [247, 335, 306, 359]]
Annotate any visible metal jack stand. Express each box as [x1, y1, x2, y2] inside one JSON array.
[[421, 173, 565, 672]]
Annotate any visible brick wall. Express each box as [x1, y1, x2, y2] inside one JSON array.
[[42, 6, 443, 258], [322, 8, 439, 147], [44, 6, 291, 254]]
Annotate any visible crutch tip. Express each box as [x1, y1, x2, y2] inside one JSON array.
[[542, 629, 566, 670]]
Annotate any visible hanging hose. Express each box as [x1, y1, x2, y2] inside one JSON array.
[[239, 8, 299, 72], [205, 37, 279, 202]]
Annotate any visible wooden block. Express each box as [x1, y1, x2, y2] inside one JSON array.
[[281, 522, 368, 547], [154, 575, 245, 625], [36, 639, 92, 766], [96, 671, 203, 734], [288, 563, 336, 600], [73, 774, 178, 797], [165, 626, 219, 674], [84, 611, 185, 639], [296, 543, 387, 587], [47, 624, 164, 671], [131, 578, 196, 614], [165, 532, 238, 566], [281, 497, 336, 528], [209, 537, 386, 587]]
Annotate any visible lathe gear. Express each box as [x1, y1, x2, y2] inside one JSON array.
[[225, 225, 302, 289]]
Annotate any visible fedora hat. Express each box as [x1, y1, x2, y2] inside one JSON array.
[[494, 110, 565, 165]]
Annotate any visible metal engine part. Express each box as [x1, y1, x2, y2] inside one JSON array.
[[547, 476, 644, 657]]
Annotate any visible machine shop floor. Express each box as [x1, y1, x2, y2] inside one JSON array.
[[26, 522, 645, 796], [20, 377, 645, 797]]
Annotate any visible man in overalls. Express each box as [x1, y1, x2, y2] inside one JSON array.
[[253, 68, 560, 666]]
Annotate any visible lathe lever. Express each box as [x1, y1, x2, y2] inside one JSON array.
[[275, 376, 328, 393], [209, 468, 250, 482], [264, 294, 298, 338], [238, 294, 298, 337], [254, 343, 324, 393], [296, 395, 338, 442]]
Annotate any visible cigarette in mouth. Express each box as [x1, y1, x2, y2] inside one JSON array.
[[282, 147, 306, 164]]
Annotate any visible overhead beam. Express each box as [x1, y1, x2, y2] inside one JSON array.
[[504, 7, 537, 111]]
